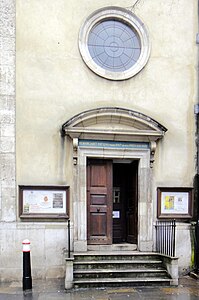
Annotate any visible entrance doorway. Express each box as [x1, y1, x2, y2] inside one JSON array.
[[87, 159, 138, 245]]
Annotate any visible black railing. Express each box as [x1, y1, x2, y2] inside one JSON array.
[[192, 220, 199, 274], [67, 219, 71, 258], [155, 219, 176, 257], [196, 220, 199, 273]]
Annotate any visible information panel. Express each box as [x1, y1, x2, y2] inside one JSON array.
[[157, 187, 192, 219], [19, 186, 69, 219]]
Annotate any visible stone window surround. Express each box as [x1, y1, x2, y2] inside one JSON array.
[[78, 6, 151, 80]]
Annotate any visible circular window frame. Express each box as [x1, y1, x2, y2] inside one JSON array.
[[79, 6, 151, 81]]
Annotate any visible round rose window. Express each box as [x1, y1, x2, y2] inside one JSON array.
[[79, 7, 150, 80]]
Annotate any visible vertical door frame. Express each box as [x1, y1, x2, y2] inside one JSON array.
[[73, 145, 153, 252]]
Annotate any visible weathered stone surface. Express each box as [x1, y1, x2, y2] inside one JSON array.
[[0, 223, 68, 281], [0, 65, 15, 96], [0, 0, 16, 227], [0, 137, 15, 153]]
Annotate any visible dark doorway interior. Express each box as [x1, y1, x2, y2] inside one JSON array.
[[113, 161, 138, 244]]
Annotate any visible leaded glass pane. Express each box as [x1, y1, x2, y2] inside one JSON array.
[[88, 19, 141, 72]]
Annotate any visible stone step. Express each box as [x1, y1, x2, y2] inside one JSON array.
[[74, 268, 169, 279], [73, 252, 162, 262], [73, 277, 172, 288], [87, 244, 137, 251], [74, 259, 163, 270], [74, 259, 162, 264], [74, 268, 166, 274], [72, 251, 173, 288]]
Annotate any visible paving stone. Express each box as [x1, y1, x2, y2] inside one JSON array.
[[0, 276, 199, 300]]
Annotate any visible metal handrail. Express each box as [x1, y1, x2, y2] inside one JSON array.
[[67, 219, 71, 258]]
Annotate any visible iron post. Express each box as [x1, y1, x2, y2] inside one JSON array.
[[22, 239, 32, 290]]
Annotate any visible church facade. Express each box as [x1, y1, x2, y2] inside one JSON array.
[[0, 0, 198, 282]]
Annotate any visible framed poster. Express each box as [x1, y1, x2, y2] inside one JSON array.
[[19, 185, 69, 219], [157, 187, 193, 219]]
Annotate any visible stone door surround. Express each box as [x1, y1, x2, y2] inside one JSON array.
[[61, 107, 167, 252]]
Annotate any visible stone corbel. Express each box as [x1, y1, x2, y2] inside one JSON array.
[[150, 141, 156, 168], [73, 138, 78, 165]]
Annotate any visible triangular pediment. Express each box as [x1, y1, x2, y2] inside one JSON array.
[[61, 107, 167, 142]]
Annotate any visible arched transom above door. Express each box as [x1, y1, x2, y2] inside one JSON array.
[[61, 107, 167, 143]]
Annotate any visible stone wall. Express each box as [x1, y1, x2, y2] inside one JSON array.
[[0, 0, 16, 222], [0, 0, 197, 282]]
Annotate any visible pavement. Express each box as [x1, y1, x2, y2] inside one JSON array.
[[0, 276, 199, 300]]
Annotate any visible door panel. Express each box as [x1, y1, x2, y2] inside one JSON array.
[[90, 165, 107, 186], [112, 187, 122, 242], [90, 194, 107, 205], [90, 213, 107, 236], [113, 164, 126, 243], [126, 161, 138, 243], [113, 161, 138, 244], [87, 159, 112, 244]]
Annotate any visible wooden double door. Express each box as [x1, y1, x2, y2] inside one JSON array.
[[87, 159, 138, 245]]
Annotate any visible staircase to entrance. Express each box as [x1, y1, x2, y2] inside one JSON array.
[[71, 251, 178, 288]]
